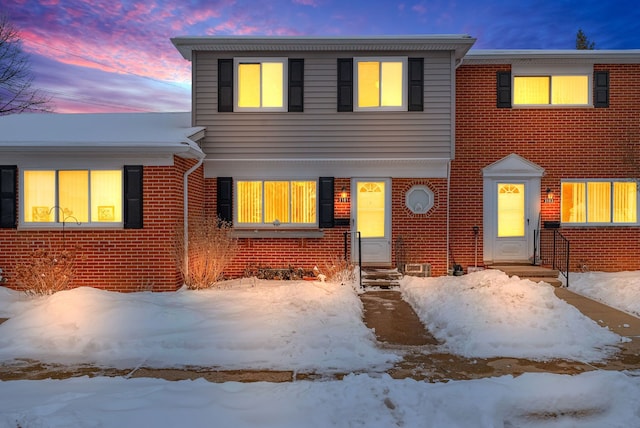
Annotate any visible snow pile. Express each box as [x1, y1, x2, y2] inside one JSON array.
[[1, 371, 639, 428], [0, 280, 397, 372], [401, 269, 622, 361], [571, 271, 640, 317]]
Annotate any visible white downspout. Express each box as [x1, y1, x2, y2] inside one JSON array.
[[183, 155, 205, 280]]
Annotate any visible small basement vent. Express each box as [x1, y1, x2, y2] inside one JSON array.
[[404, 263, 431, 277]]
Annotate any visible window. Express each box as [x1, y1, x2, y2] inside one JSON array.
[[561, 180, 638, 225], [354, 57, 407, 111], [23, 169, 123, 225], [514, 75, 589, 106], [236, 180, 317, 227], [234, 58, 287, 111]]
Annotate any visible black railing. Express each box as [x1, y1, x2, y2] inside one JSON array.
[[536, 228, 570, 287], [343, 231, 362, 288]]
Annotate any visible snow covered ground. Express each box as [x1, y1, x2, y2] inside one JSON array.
[[0, 269, 638, 427]]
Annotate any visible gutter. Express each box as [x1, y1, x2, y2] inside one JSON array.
[[183, 151, 206, 281]]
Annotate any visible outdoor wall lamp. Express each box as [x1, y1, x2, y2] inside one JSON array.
[[338, 186, 350, 203], [545, 188, 554, 203]]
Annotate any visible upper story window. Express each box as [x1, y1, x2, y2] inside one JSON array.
[[514, 75, 590, 106], [235, 58, 287, 111], [22, 169, 123, 226], [561, 180, 638, 225], [218, 58, 303, 113], [497, 65, 609, 109], [354, 57, 407, 111], [236, 180, 317, 227]]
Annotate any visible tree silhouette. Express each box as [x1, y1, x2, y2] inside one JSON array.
[[0, 14, 51, 115], [576, 29, 595, 50]]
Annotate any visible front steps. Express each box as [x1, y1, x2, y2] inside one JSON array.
[[361, 268, 403, 288], [488, 264, 562, 287]]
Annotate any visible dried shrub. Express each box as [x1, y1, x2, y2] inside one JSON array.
[[175, 217, 238, 289], [14, 247, 77, 295], [321, 255, 355, 284]]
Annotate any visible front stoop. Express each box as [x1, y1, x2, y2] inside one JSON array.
[[489, 264, 562, 287], [361, 268, 403, 289]]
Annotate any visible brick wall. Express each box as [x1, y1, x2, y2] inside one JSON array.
[[0, 157, 204, 292], [453, 63, 640, 272], [206, 177, 450, 278]]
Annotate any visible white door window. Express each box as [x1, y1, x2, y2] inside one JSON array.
[[353, 179, 392, 265]]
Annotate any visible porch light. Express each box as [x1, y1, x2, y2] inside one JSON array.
[[545, 188, 554, 203], [339, 186, 350, 203]]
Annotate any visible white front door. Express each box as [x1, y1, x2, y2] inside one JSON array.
[[352, 178, 392, 265]]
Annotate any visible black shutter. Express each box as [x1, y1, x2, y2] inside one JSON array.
[[217, 177, 233, 223], [288, 59, 304, 112], [337, 58, 353, 112], [594, 71, 610, 108], [497, 71, 512, 108], [318, 177, 334, 228], [218, 59, 234, 112], [124, 165, 143, 229], [408, 58, 424, 111], [0, 166, 17, 229]]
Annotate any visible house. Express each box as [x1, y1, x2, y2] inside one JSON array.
[[0, 112, 205, 291], [1, 36, 639, 291]]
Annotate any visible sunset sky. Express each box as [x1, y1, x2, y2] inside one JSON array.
[[4, 0, 640, 113]]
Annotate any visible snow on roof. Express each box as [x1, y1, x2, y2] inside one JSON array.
[[0, 112, 205, 159]]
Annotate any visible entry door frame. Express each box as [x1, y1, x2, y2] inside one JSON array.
[[482, 154, 545, 265], [351, 177, 392, 266]]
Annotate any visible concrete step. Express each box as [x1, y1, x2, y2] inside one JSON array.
[[361, 268, 402, 289], [521, 277, 563, 287]]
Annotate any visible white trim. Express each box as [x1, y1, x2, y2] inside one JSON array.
[[204, 158, 450, 179], [353, 57, 408, 112], [233, 57, 288, 112]]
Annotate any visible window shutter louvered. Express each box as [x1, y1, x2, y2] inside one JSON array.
[[408, 58, 424, 111], [218, 59, 234, 112], [288, 59, 304, 112], [124, 165, 143, 229], [217, 177, 233, 223], [594, 71, 610, 108], [337, 58, 353, 112], [318, 177, 334, 228], [496, 71, 512, 108], [0, 166, 17, 229]]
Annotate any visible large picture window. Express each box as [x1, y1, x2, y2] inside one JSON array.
[[513, 75, 589, 106], [234, 58, 287, 111], [561, 180, 637, 225], [23, 169, 123, 225], [354, 57, 407, 111], [236, 180, 316, 226]]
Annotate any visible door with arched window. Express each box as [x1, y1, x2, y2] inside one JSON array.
[[352, 178, 392, 265]]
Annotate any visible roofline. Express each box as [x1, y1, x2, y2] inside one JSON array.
[[171, 35, 477, 61], [464, 49, 640, 64]]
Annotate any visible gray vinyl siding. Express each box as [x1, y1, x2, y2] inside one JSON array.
[[194, 50, 454, 160]]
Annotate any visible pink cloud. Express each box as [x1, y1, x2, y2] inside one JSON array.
[[292, 0, 319, 6], [412, 3, 428, 15]]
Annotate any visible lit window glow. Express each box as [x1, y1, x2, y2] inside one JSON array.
[[497, 183, 525, 237], [562, 181, 637, 225], [357, 182, 385, 238], [236, 59, 285, 110], [355, 58, 406, 110], [24, 169, 123, 224], [237, 180, 316, 226], [514, 75, 589, 105]]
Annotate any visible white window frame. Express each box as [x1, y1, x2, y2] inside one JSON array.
[[19, 168, 124, 229], [560, 179, 639, 226], [233, 57, 288, 112], [234, 179, 318, 228], [512, 64, 593, 107], [354, 57, 408, 112]]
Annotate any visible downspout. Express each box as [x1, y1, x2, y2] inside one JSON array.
[[446, 160, 451, 274], [183, 154, 205, 280]]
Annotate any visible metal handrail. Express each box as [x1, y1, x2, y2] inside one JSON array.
[[343, 231, 362, 288], [536, 228, 570, 287]]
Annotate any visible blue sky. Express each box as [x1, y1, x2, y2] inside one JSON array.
[[4, 0, 640, 113]]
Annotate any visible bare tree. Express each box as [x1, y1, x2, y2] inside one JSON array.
[[0, 14, 51, 115], [576, 28, 595, 50]]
